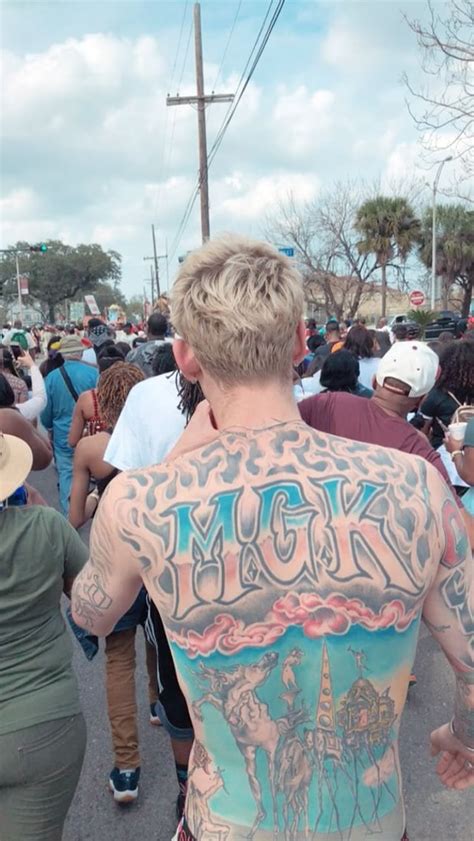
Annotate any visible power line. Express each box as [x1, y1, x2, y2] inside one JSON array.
[[160, 9, 194, 201], [208, 0, 285, 168], [152, 1, 190, 219], [211, 0, 242, 93], [168, 1, 278, 259], [168, 0, 286, 261], [170, 1, 189, 91], [161, 7, 194, 200], [177, 13, 194, 93]]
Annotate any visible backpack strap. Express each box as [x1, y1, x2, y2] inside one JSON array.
[[59, 365, 79, 402]]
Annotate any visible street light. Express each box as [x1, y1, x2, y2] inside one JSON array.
[[431, 155, 452, 312]]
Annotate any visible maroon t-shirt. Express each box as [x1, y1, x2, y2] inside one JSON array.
[[299, 391, 460, 501]]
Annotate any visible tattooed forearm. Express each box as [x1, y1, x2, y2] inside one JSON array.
[[71, 570, 113, 631], [423, 617, 451, 634], [453, 672, 474, 749]]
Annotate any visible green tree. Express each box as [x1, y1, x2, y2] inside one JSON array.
[[407, 308, 436, 338], [418, 204, 474, 315], [125, 295, 146, 321], [0, 240, 121, 322], [354, 196, 421, 317], [92, 281, 127, 314]]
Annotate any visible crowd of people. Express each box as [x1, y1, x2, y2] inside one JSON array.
[[0, 236, 473, 841]]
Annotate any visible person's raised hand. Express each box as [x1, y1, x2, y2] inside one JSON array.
[[17, 351, 34, 369], [431, 723, 474, 790]]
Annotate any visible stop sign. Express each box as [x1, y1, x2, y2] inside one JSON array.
[[409, 290, 425, 308]]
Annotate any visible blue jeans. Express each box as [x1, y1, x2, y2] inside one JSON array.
[[67, 587, 149, 660], [54, 444, 74, 516]]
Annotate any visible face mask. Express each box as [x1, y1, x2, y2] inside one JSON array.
[[0, 485, 28, 511]]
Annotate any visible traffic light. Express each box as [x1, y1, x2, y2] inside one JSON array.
[[29, 243, 48, 253]]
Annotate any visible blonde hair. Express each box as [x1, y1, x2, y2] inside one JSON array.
[[171, 235, 304, 384]]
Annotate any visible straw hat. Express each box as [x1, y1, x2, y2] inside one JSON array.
[[0, 433, 33, 501], [59, 335, 84, 357]]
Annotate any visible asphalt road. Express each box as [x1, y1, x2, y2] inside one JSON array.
[[29, 464, 473, 841]]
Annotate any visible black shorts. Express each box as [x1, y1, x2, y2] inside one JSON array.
[[145, 598, 194, 741]]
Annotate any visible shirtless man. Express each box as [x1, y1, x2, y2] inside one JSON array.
[[72, 236, 473, 841]]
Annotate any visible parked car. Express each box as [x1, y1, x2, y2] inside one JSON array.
[[388, 314, 409, 328], [424, 310, 462, 341]]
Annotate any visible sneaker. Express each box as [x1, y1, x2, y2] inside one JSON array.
[[149, 702, 163, 726], [409, 674, 417, 687], [109, 767, 140, 804]]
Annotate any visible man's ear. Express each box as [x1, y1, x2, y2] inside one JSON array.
[[173, 338, 202, 382], [292, 320, 307, 365]]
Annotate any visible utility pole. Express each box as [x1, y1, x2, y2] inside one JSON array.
[[430, 155, 452, 312], [15, 253, 23, 322], [151, 223, 160, 297], [167, 2, 234, 242], [143, 249, 167, 305], [150, 264, 155, 304]]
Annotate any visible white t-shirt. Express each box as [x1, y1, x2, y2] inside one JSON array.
[[357, 357, 380, 390], [16, 365, 47, 421], [293, 373, 322, 402], [114, 330, 135, 347], [104, 372, 186, 470], [82, 347, 97, 365]]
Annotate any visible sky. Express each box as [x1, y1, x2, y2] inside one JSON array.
[[0, 0, 458, 299]]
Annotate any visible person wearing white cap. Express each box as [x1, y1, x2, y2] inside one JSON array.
[[0, 434, 88, 841], [299, 341, 462, 500]]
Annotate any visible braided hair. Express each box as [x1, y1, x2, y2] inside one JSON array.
[[176, 373, 204, 423], [97, 362, 144, 429]]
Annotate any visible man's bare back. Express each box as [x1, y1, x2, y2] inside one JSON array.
[[74, 421, 471, 840], [72, 235, 473, 841]]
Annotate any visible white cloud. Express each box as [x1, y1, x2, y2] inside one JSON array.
[[218, 171, 320, 220], [384, 141, 420, 183], [273, 87, 335, 158], [0, 188, 40, 219], [1, 2, 449, 297]]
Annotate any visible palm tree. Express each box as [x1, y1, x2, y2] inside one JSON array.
[[407, 308, 436, 338], [355, 196, 421, 318], [418, 204, 474, 315]]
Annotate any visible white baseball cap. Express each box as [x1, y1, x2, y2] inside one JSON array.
[[376, 342, 440, 399]]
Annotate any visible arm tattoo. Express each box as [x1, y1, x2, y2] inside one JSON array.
[[71, 489, 118, 631], [454, 672, 474, 749], [72, 569, 113, 631], [438, 497, 474, 647]]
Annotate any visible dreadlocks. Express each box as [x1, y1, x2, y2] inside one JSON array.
[[97, 362, 144, 429], [176, 373, 204, 424]]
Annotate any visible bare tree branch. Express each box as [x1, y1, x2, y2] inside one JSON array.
[[404, 0, 474, 182]]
